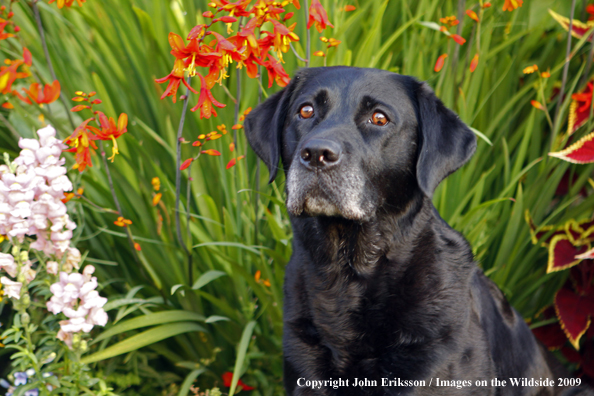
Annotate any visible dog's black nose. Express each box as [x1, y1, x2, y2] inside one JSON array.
[[300, 139, 342, 168]]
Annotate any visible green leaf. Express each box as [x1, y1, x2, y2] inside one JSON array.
[[191, 270, 228, 290], [177, 369, 206, 396], [82, 322, 206, 364], [92, 310, 206, 344], [228, 321, 257, 395]]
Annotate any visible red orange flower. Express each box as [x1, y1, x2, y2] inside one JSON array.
[[502, 0, 522, 12], [451, 34, 466, 45], [13, 81, 61, 106], [469, 54, 479, 72], [95, 112, 128, 161], [114, 216, 132, 227], [48, 0, 86, 8], [263, 58, 290, 88], [155, 59, 197, 103], [64, 118, 100, 172], [439, 16, 459, 27], [307, 0, 334, 33], [466, 10, 479, 23], [221, 372, 255, 391], [190, 74, 226, 118], [434, 54, 447, 72]]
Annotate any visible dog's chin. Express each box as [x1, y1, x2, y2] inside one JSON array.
[[286, 186, 373, 221]]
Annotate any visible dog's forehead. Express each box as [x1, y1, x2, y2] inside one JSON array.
[[292, 68, 415, 113]]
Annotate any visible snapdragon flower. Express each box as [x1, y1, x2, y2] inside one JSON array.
[[46, 265, 108, 347], [0, 125, 75, 257]]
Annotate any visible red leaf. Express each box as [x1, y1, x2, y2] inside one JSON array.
[[549, 9, 594, 41], [561, 345, 582, 363], [547, 235, 588, 273], [576, 247, 594, 260], [532, 321, 567, 350], [554, 288, 594, 349], [549, 131, 594, 164]]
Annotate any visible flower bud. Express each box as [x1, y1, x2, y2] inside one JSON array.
[[72, 333, 81, 349], [21, 312, 30, 325], [79, 340, 88, 352], [19, 251, 29, 262], [21, 293, 30, 308], [11, 245, 19, 256]]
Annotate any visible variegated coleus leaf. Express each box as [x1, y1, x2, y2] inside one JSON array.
[[532, 306, 567, 350], [549, 9, 594, 40], [554, 287, 594, 349], [547, 235, 589, 273], [549, 131, 594, 164]]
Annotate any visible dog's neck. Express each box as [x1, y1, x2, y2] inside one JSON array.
[[288, 193, 475, 374], [291, 191, 430, 276]]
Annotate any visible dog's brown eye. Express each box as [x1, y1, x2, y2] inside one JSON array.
[[300, 105, 314, 119], [370, 111, 388, 126]]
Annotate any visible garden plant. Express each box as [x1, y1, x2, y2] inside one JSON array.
[[0, 0, 593, 395]]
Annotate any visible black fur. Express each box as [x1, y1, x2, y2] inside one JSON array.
[[244, 67, 593, 396]]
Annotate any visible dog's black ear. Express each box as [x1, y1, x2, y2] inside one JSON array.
[[415, 82, 476, 197], [244, 86, 293, 183]]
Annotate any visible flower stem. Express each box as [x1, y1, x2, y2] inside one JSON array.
[[31, 0, 75, 130], [304, 0, 310, 67], [552, 0, 577, 149], [98, 141, 139, 264], [451, 0, 466, 81], [175, 77, 192, 283], [186, 176, 193, 283]]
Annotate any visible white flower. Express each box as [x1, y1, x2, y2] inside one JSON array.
[[56, 328, 73, 348], [61, 317, 94, 333], [0, 124, 76, 251], [0, 252, 17, 278], [1, 276, 22, 299], [87, 307, 108, 327], [19, 261, 36, 283], [66, 248, 82, 270], [46, 261, 58, 275], [47, 268, 109, 348]]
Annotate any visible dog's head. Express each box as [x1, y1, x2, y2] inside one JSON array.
[[245, 67, 476, 221]]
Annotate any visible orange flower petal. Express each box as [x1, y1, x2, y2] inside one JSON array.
[[180, 158, 194, 170], [434, 54, 448, 72], [466, 10, 479, 22], [469, 54, 479, 72], [451, 34, 466, 45], [152, 193, 162, 206]]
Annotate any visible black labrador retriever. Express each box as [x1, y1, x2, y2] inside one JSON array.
[[244, 67, 592, 396]]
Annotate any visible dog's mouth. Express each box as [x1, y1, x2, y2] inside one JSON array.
[[285, 164, 373, 221]]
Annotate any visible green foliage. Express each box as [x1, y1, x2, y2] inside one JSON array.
[[1, 0, 592, 394]]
